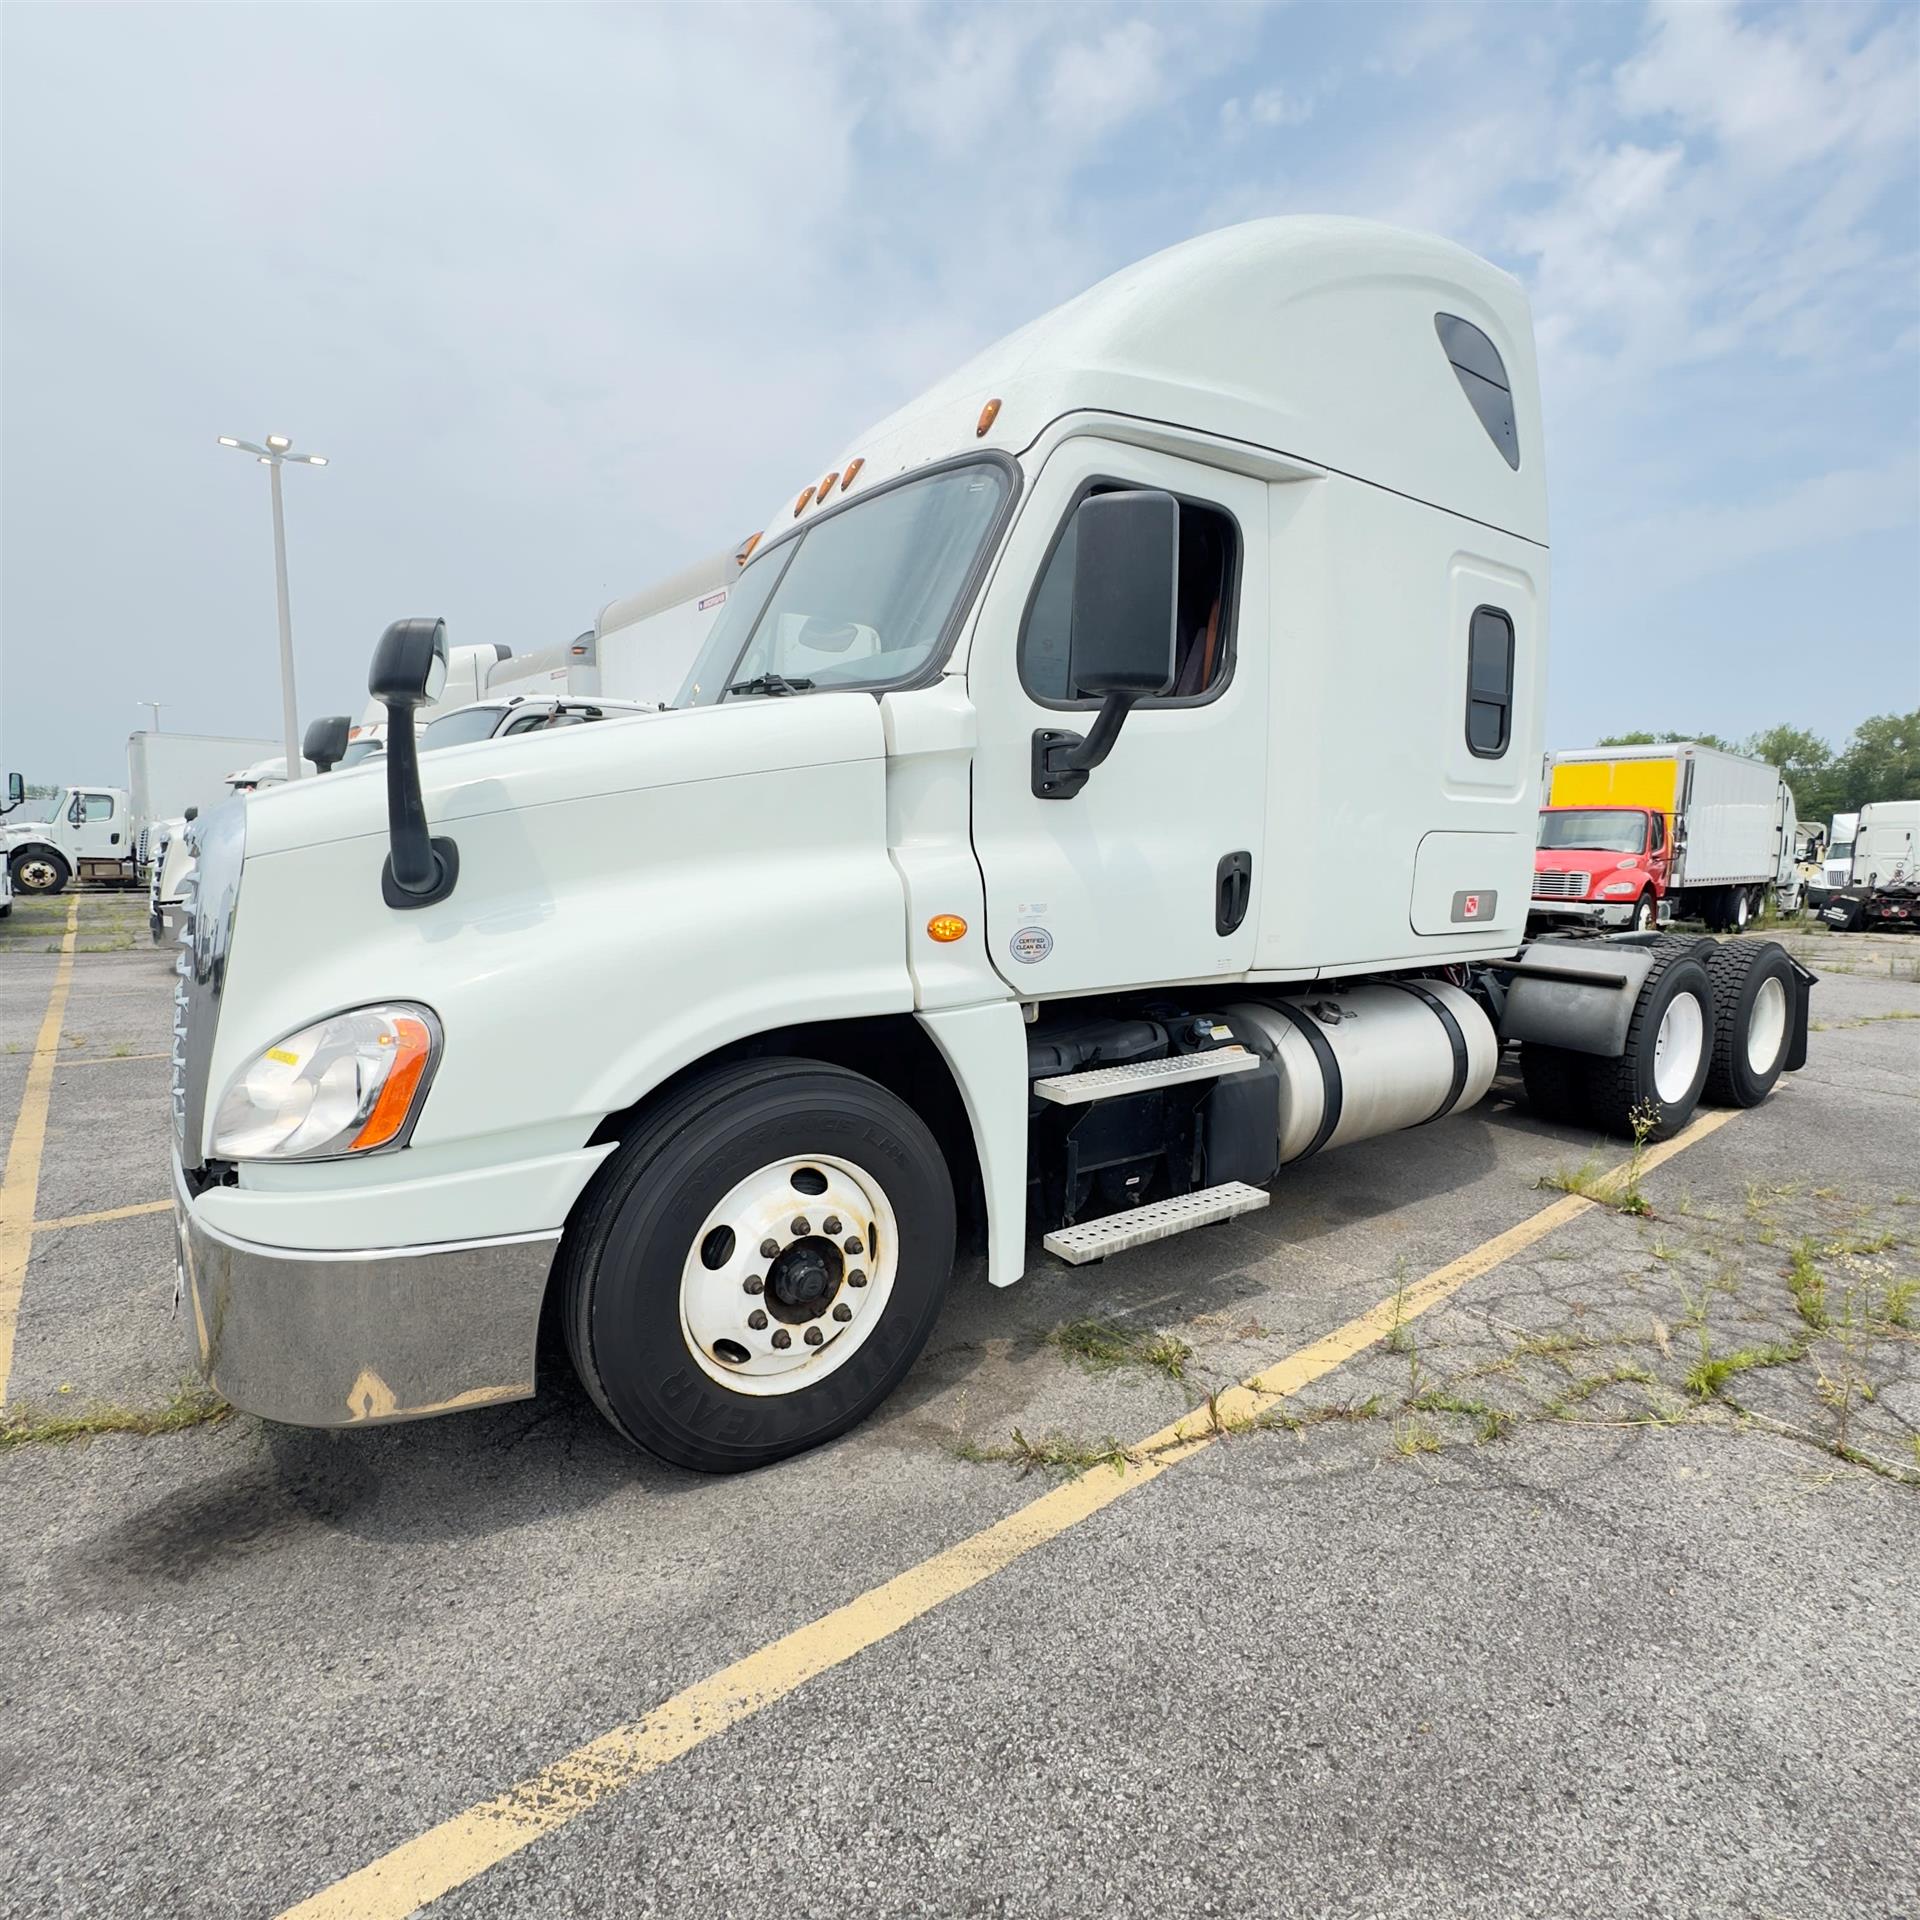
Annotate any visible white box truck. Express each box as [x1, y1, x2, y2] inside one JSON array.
[[4, 731, 279, 897], [1820, 799, 1920, 931], [1534, 742, 1800, 933], [167, 218, 1815, 1474]]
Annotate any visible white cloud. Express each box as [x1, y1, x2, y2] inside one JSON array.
[[1045, 20, 1168, 139], [1220, 84, 1315, 135]]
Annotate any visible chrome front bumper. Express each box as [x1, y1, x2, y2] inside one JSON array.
[[1527, 898, 1635, 929], [172, 1159, 557, 1428]]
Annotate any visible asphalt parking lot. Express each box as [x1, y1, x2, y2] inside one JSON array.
[[3, 894, 1916, 1920]]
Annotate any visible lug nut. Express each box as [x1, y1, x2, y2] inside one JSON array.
[[803, 1326, 824, 1346], [823, 1215, 842, 1236], [748, 1309, 768, 1330], [790, 1216, 811, 1237], [843, 1236, 863, 1256], [847, 1268, 867, 1288], [772, 1329, 792, 1350], [743, 1275, 765, 1295], [832, 1303, 852, 1322], [760, 1238, 780, 1260]]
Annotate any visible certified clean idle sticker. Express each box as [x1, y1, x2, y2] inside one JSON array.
[[1009, 925, 1054, 964]]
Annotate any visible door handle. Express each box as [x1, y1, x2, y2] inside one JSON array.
[[1216, 851, 1252, 936]]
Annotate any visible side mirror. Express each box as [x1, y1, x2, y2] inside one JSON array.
[[4, 771, 22, 812], [303, 714, 351, 775], [1032, 489, 1178, 799], [184, 806, 198, 823], [369, 618, 458, 909]]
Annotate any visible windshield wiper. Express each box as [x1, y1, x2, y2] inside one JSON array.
[[728, 673, 814, 697]]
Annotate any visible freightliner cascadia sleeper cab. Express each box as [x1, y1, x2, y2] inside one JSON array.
[[168, 219, 1813, 1472]]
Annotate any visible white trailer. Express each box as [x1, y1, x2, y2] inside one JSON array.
[[1544, 742, 1799, 930], [596, 541, 748, 705], [167, 218, 1815, 1475]]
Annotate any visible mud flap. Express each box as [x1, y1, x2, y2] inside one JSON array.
[[1785, 958, 1817, 1073]]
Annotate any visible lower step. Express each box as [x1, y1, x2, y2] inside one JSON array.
[[1042, 1181, 1271, 1266]]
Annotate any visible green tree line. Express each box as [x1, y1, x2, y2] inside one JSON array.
[[1596, 709, 1920, 824]]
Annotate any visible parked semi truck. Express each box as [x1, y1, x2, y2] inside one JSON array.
[[1531, 742, 1800, 934], [1820, 800, 1920, 931], [4, 732, 279, 897], [1808, 811, 1860, 910], [168, 219, 1814, 1474]]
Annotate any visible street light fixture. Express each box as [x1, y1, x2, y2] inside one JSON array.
[[217, 431, 329, 780], [138, 701, 166, 732]]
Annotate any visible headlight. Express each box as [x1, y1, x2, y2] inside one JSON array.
[[1599, 881, 1637, 896], [212, 1004, 442, 1161]]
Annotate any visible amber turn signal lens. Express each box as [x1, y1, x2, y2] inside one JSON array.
[[841, 457, 864, 490], [976, 398, 1001, 437], [792, 484, 817, 517], [817, 470, 840, 501], [927, 915, 968, 943], [348, 1015, 436, 1152], [738, 531, 762, 563]]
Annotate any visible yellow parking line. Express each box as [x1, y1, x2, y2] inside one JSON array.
[[0, 898, 81, 1405], [31, 1198, 172, 1234], [279, 1104, 1739, 1920]]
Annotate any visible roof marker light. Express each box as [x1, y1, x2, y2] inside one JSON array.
[[817, 469, 840, 501], [793, 484, 816, 518], [841, 457, 864, 490], [738, 532, 762, 562], [976, 398, 1001, 437]]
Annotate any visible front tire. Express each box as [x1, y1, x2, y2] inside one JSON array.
[[9, 850, 70, 896], [561, 1058, 955, 1473], [1630, 891, 1656, 932]]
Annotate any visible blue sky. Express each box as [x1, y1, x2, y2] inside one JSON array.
[[2, 0, 1915, 785]]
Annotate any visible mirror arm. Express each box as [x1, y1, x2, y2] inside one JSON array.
[[380, 708, 459, 909], [1030, 691, 1141, 800]]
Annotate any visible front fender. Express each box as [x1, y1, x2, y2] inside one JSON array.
[[206, 699, 911, 1233]]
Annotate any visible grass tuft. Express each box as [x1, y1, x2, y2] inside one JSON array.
[[1044, 1317, 1191, 1385], [0, 1380, 231, 1450]]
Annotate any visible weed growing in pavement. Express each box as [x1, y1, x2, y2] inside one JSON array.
[[1044, 1318, 1191, 1386], [1825, 1230, 1896, 1258], [1390, 1417, 1442, 1459], [1787, 1240, 1828, 1329], [1877, 1279, 1917, 1330], [1408, 1387, 1514, 1443], [1683, 1336, 1802, 1402], [948, 1427, 1133, 1478], [0, 1380, 231, 1450], [1382, 1261, 1416, 1353]]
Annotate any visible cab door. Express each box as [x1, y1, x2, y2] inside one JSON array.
[[966, 440, 1269, 996], [67, 790, 123, 864]]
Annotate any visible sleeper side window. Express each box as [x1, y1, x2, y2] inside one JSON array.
[[1465, 607, 1513, 758], [1020, 489, 1238, 707]]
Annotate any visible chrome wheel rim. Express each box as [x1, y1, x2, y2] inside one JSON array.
[[1746, 976, 1788, 1076], [678, 1153, 898, 1397], [1734, 891, 1750, 929], [1653, 991, 1706, 1105], [15, 858, 58, 892]]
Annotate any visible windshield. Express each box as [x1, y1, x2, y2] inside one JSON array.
[[10, 793, 63, 824], [420, 706, 505, 753], [1830, 838, 1854, 858], [680, 460, 1010, 706], [1538, 810, 1648, 854], [338, 738, 385, 767]]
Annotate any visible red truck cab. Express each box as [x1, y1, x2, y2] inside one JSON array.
[[1531, 806, 1669, 930]]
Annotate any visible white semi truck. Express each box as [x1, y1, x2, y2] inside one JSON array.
[[1820, 799, 1920, 932], [168, 219, 1815, 1474], [4, 731, 280, 897]]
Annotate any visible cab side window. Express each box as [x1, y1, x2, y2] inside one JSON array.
[[1464, 607, 1514, 758], [1021, 491, 1238, 706], [70, 791, 115, 823], [1649, 814, 1666, 854]]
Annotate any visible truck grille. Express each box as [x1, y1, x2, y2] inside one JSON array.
[[149, 834, 170, 915], [1531, 871, 1591, 900], [170, 800, 245, 1165]]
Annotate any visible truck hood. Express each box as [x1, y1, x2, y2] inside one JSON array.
[[240, 694, 887, 859]]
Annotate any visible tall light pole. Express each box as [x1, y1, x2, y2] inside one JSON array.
[[137, 701, 165, 732], [218, 432, 328, 781]]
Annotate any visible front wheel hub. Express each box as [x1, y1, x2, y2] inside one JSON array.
[[678, 1153, 899, 1397]]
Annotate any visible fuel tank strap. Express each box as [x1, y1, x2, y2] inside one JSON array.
[[1262, 1000, 1344, 1160], [1386, 980, 1470, 1124]]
